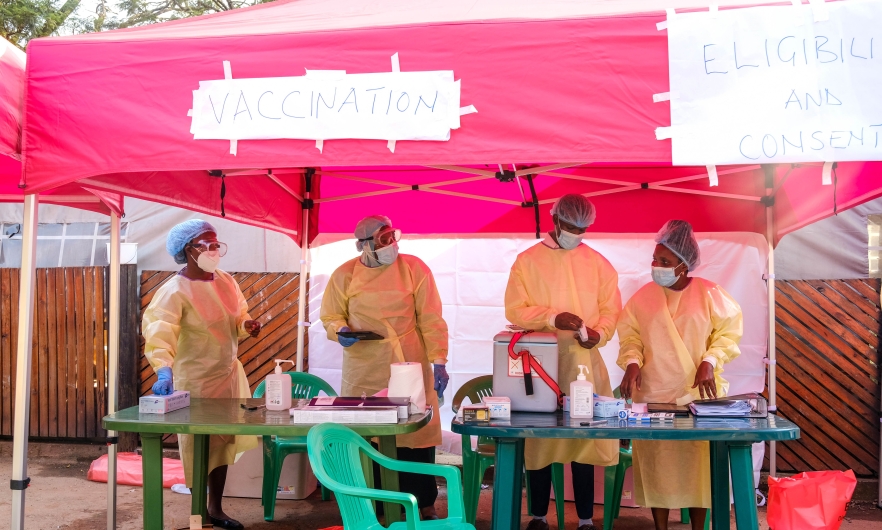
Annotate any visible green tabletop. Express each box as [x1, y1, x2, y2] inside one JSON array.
[[451, 411, 800, 441], [103, 398, 433, 530], [105, 398, 432, 436]]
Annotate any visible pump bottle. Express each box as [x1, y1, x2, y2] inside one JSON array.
[[265, 360, 295, 411], [569, 364, 594, 419]]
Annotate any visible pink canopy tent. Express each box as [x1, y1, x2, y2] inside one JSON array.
[[2, 37, 126, 530], [15, 0, 882, 525]]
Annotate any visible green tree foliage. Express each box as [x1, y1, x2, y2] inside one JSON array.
[[1, 0, 81, 48], [114, 0, 271, 28]]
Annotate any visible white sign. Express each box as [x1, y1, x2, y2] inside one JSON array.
[[665, 0, 882, 165], [190, 69, 464, 143]]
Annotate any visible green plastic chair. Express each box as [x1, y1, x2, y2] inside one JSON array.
[[602, 388, 709, 530], [307, 422, 475, 530], [452, 376, 565, 529], [253, 371, 337, 521]]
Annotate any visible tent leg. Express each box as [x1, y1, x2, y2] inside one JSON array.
[[10, 194, 39, 530], [765, 181, 777, 479], [296, 182, 312, 373], [107, 209, 122, 529]]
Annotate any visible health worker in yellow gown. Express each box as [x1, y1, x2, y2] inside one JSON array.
[[143, 220, 261, 530], [505, 194, 621, 530], [321, 215, 449, 520], [617, 220, 743, 530]]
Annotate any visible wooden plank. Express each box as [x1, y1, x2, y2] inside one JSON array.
[[818, 280, 880, 322], [94, 267, 107, 437], [64, 268, 78, 436], [778, 282, 877, 362], [118, 265, 141, 451], [776, 294, 876, 379], [29, 270, 39, 438], [82, 268, 96, 437], [37, 269, 49, 437], [53, 268, 66, 437], [237, 286, 299, 361], [777, 327, 877, 415], [790, 281, 878, 346], [139, 272, 175, 310], [843, 279, 882, 307], [139, 270, 174, 299], [10, 269, 20, 437], [235, 273, 261, 295], [776, 352, 877, 461], [0, 269, 9, 436], [46, 269, 59, 437], [74, 268, 87, 438]]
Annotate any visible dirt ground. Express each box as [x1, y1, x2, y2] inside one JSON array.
[[1, 452, 882, 530]]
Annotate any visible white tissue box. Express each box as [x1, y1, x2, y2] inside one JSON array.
[[594, 396, 626, 418], [481, 396, 511, 419], [139, 391, 190, 414]]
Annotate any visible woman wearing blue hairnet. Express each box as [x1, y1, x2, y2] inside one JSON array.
[[143, 220, 261, 530], [616, 220, 743, 530]]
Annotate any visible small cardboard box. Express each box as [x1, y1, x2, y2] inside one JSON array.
[[594, 396, 626, 418], [481, 396, 511, 419], [139, 391, 190, 414], [463, 404, 490, 423]]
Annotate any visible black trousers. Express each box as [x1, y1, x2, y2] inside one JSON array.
[[372, 445, 438, 510], [528, 463, 595, 520]]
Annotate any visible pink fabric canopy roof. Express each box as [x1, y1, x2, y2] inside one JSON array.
[[18, 0, 881, 241], [1, 38, 123, 216]]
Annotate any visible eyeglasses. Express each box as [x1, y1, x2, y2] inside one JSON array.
[[190, 240, 228, 256]]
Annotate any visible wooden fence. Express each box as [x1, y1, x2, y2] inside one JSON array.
[[769, 279, 881, 477], [0, 267, 110, 441], [138, 271, 307, 445]]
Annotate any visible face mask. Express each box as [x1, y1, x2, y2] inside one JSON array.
[[376, 242, 399, 265], [556, 225, 584, 250], [651, 265, 682, 288], [196, 250, 221, 273]]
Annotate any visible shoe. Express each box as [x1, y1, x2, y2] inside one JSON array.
[[209, 515, 245, 530], [577, 525, 597, 530], [526, 519, 550, 530]]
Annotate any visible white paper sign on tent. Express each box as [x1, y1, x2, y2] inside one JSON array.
[[189, 67, 472, 150], [663, 0, 882, 165]]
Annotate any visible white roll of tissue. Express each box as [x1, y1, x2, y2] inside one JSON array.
[[388, 362, 426, 414]]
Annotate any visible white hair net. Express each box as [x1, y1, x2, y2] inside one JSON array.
[[656, 220, 701, 270], [166, 219, 217, 264], [354, 215, 392, 252], [551, 194, 596, 228]]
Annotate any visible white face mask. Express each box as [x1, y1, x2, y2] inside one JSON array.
[[651, 264, 683, 288], [376, 242, 399, 265], [556, 227, 583, 250], [196, 250, 221, 273]]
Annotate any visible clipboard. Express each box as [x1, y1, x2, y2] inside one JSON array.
[[647, 403, 691, 417], [337, 331, 385, 341]]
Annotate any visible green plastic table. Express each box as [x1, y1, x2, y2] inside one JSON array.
[[451, 412, 799, 530], [103, 398, 433, 530]]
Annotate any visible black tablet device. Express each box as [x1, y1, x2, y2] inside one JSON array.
[[337, 331, 385, 341]]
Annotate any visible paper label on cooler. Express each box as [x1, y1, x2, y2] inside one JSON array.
[[508, 353, 541, 377]]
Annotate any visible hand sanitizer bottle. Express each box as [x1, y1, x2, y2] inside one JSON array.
[[569, 365, 594, 419], [265, 360, 295, 411]]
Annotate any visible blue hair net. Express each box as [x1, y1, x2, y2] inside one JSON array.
[[551, 194, 596, 228], [354, 215, 392, 252], [167, 219, 217, 264], [656, 220, 701, 270]]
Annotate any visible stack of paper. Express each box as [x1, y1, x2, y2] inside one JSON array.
[[689, 400, 752, 417], [290, 402, 400, 424]]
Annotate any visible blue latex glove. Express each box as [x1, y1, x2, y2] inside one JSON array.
[[152, 367, 174, 395], [338, 326, 360, 348], [433, 363, 449, 397]]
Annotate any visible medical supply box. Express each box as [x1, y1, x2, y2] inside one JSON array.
[[463, 404, 490, 423], [139, 390, 190, 414], [493, 331, 559, 413], [594, 396, 627, 418], [481, 396, 511, 419]]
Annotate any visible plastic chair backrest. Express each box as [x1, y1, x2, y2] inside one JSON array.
[[451, 375, 493, 414], [307, 423, 382, 530], [253, 372, 338, 400]]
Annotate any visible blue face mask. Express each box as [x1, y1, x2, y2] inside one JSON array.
[[555, 220, 584, 250], [651, 263, 685, 287], [376, 242, 399, 265]]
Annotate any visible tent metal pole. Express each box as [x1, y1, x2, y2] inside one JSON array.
[[295, 172, 312, 372], [10, 194, 39, 530], [107, 209, 122, 530], [764, 169, 777, 479]]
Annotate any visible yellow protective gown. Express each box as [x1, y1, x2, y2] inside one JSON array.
[[321, 254, 448, 449], [143, 269, 258, 486], [505, 236, 622, 470], [616, 278, 743, 509]]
